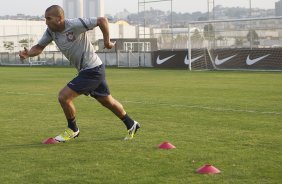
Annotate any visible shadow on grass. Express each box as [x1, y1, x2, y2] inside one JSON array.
[[0, 142, 48, 150], [0, 136, 125, 150]]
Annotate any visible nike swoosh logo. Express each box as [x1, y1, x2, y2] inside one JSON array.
[[184, 55, 203, 65], [246, 54, 270, 65], [156, 55, 176, 65], [215, 55, 237, 65]]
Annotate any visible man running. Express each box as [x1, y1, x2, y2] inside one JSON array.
[[19, 5, 140, 141]]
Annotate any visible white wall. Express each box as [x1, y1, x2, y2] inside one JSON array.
[[0, 20, 47, 52], [119, 24, 136, 38], [0, 20, 142, 52]]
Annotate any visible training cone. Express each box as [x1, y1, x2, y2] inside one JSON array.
[[42, 137, 58, 144], [196, 164, 221, 174], [158, 141, 176, 149]]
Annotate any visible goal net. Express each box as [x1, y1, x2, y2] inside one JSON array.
[[187, 17, 282, 71]]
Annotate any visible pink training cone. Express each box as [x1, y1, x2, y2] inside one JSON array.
[[158, 141, 176, 149], [196, 164, 221, 174], [42, 137, 59, 144]]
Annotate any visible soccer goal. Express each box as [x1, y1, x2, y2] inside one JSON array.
[[187, 16, 282, 71]]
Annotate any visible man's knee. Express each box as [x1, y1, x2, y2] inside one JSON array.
[[58, 86, 78, 104], [58, 90, 68, 104]]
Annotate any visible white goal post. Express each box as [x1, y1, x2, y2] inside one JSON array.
[[187, 16, 282, 71]]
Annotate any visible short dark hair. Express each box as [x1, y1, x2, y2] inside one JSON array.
[[46, 5, 64, 17]]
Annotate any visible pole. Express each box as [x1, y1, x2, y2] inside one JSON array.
[[143, 0, 146, 65], [188, 24, 192, 71], [138, 0, 141, 65], [249, 0, 252, 18], [207, 0, 210, 20], [171, 0, 173, 50], [213, 0, 215, 20], [249, 0, 253, 49]]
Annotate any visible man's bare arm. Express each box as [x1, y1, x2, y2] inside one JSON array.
[[97, 17, 115, 49], [19, 44, 46, 60]]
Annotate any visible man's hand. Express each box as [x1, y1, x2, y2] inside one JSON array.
[[104, 41, 116, 49], [19, 47, 29, 60], [18, 44, 45, 60]]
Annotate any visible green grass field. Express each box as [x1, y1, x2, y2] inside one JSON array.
[[0, 67, 281, 184]]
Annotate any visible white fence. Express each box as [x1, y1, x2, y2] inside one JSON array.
[[0, 51, 153, 67]]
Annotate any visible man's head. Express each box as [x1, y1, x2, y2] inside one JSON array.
[[45, 5, 65, 32]]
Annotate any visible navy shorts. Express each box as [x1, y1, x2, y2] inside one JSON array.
[[67, 64, 110, 98]]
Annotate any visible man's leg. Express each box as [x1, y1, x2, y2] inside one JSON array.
[[95, 95, 126, 119], [95, 95, 140, 139], [55, 86, 80, 142], [58, 85, 80, 121]]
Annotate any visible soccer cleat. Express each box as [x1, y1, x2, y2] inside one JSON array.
[[54, 128, 80, 142], [124, 121, 140, 140]]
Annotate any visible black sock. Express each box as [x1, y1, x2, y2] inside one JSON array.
[[121, 114, 135, 130], [67, 118, 78, 132]]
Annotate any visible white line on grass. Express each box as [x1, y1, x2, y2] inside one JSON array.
[[6, 91, 45, 96], [4, 91, 282, 115], [123, 100, 282, 116]]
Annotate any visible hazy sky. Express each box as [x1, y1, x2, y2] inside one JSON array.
[[0, 0, 278, 16]]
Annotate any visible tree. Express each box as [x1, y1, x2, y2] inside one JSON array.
[[18, 38, 34, 48], [247, 29, 259, 45], [203, 24, 215, 41], [3, 41, 14, 52], [191, 29, 204, 48], [173, 34, 189, 49], [216, 35, 227, 47], [235, 38, 244, 47]]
